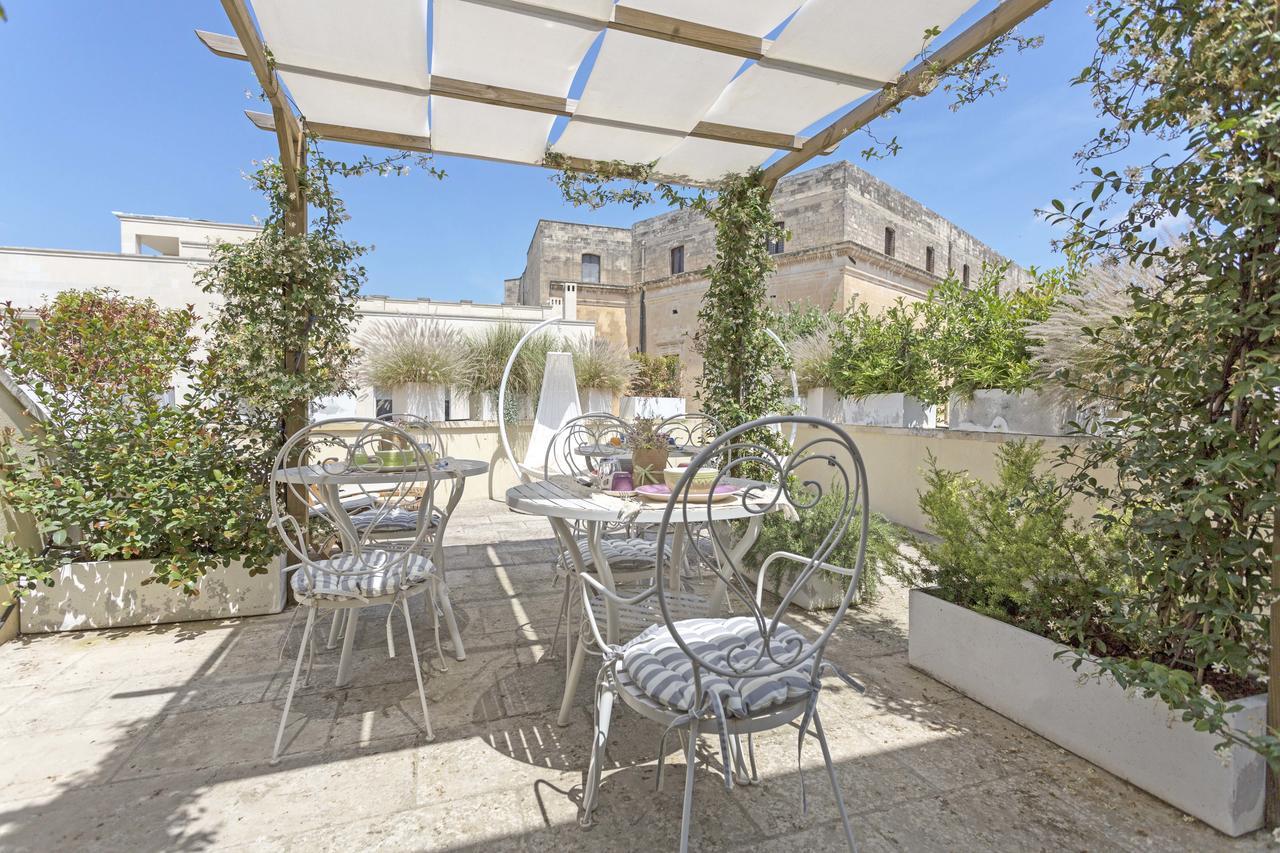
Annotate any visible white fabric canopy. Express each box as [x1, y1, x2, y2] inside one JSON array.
[[235, 0, 987, 182]]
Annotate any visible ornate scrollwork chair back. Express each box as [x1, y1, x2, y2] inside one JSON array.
[[271, 418, 436, 578], [655, 414, 869, 685], [656, 412, 724, 454], [542, 413, 631, 482]]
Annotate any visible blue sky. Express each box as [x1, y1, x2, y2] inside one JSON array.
[[0, 1, 1111, 303]]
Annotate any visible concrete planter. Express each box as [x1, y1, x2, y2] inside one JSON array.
[[948, 389, 1076, 436], [472, 391, 499, 421], [805, 387, 842, 421], [447, 385, 471, 421], [908, 589, 1265, 836], [620, 396, 686, 420], [580, 388, 615, 415], [21, 557, 285, 633], [842, 393, 936, 429], [392, 382, 447, 421]]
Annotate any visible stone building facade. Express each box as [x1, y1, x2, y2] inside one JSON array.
[[507, 160, 1031, 388]]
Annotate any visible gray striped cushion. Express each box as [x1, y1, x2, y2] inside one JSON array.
[[349, 507, 438, 533], [620, 617, 815, 718], [291, 550, 434, 600]]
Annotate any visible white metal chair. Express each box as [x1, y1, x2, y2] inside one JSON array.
[[336, 414, 464, 663], [575, 415, 869, 851], [268, 418, 442, 762]]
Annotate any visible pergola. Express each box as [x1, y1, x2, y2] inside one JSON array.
[[196, 0, 1051, 471], [198, 0, 1050, 194]]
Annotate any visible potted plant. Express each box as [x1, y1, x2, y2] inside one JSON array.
[[0, 290, 281, 631], [906, 441, 1265, 836], [353, 319, 464, 421], [620, 352, 685, 419], [462, 323, 560, 421], [572, 337, 634, 414], [931, 267, 1074, 435], [628, 417, 668, 486], [831, 300, 939, 428], [792, 329, 841, 420]]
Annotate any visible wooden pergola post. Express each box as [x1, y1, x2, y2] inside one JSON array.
[[219, 0, 310, 529]]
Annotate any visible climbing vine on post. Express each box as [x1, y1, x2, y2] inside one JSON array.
[[546, 157, 789, 441], [688, 171, 788, 436], [196, 137, 443, 456]]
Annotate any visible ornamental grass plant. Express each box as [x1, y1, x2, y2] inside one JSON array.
[[352, 319, 466, 389], [571, 337, 635, 394]]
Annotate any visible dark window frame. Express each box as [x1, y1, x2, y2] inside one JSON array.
[[581, 253, 601, 283], [884, 226, 896, 258], [962, 263, 971, 286], [767, 221, 785, 255], [670, 245, 685, 275], [925, 245, 935, 274]]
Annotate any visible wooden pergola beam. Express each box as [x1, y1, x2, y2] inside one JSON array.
[[199, 29, 806, 152], [217, 0, 302, 198], [244, 110, 711, 187], [760, 0, 1055, 189]]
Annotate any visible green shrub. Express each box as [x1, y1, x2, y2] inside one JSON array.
[[914, 440, 1128, 650], [830, 300, 941, 403], [750, 489, 907, 605], [0, 290, 274, 599], [629, 352, 682, 397], [572, 337, 635, 393], [924, 264, 1061, 399]]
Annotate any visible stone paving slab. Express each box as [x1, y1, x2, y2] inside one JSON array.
[[0, 507, 1273, 852]]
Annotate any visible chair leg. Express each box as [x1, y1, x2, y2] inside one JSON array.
[[557, 630, 589, 727], [813, 709, 856, 852], [548, 579, 574, 661], [385, 606, 397, 659], [426, 584, 446, 670], [326, 608, 343, 650], [679, 717, 700, 853], [273, 607, 315, 763], [400, 597, 434, 741], [277, 605, 301, 663], [581, 677, 614, 826], [435, 579, 464, 662]]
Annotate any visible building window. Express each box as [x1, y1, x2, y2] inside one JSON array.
[[962, 264, 971, 287], [883, 227, 896, 258], [670, 245, 684, 275], [925, 245, 935, 274], [767, 221, 785, 255], [581, 253, 600, 283]]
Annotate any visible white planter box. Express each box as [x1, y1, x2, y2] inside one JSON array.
[[908, 589, 1265, 836], [842, 393, 936, 428], [447, 385, 470, 420], [472, 391, 499, 421], [948, 389, 1076, 436], [619, 396, 686, 420], [580, 388, 615, 415], [392, 383, 447, 421], [805, 387, 842, 421], [21, 557, 285, 633]]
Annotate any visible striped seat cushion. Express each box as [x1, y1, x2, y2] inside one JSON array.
[[349, 507, 439, 533], [621, 617, 815, 718], [291, 550, 435, 600], [576, 537, 666, 569]]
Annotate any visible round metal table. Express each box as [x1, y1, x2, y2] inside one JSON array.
[[278, 457, 488, 682], [506, 475, 783, 725]]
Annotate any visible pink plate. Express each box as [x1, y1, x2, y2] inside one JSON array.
[[635, 483, 738, 503]]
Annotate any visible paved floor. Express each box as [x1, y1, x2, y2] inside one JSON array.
[[0, 507, 1273, 852]]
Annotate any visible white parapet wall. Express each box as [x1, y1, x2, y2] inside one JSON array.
[[791, 422, 1099, 531]]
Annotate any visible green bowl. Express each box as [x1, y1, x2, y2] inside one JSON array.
[[664, 466, 718, 491]]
